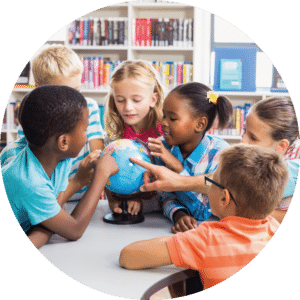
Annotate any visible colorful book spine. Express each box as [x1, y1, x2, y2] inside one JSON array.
[[132, 18, 194, 47], [208, 103, 251, 137], [68, 17, 128, 46]]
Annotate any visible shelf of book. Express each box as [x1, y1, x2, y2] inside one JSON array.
[[6, 2, 291, 147]]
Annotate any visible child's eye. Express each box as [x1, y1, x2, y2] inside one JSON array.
[[170, 118, 176, 121]]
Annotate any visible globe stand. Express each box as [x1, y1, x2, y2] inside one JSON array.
[[103, 192, 145, 225]]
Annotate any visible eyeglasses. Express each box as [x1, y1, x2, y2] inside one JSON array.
[[205, 176, 238, 207]]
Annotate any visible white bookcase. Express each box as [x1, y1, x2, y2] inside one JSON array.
[[2, 1, 289, 145]]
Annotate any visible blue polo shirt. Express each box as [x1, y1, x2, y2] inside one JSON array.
[[2, 144, 72, 233]]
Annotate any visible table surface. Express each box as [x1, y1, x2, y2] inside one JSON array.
[[39, 201, 183, 299]]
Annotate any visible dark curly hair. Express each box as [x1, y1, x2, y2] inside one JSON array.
[[19, 85, 87, 147]]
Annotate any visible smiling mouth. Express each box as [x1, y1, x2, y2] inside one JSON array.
[[124, 114, 136, 118]]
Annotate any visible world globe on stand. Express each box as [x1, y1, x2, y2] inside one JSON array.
[[101, 139, 151, 195]]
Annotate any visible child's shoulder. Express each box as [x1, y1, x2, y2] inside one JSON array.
[[84, 97, 98, 109], [205, 134, 230, 150]]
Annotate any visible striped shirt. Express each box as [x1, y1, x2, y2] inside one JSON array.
[[167, 215, 279, 290], [158, 134, 229, 222]]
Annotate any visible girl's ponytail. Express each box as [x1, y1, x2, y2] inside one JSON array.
[[171, 82, 233, 133], [214, 95, 233, 130]]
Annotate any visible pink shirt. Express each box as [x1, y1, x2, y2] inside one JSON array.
[[122, 122, 164, 144]]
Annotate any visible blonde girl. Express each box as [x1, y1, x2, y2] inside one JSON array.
[[105, 60, 165, 215], [105, 60, 164, 143]]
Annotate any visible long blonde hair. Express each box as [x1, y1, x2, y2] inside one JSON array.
[[105, 60, 164, 140]]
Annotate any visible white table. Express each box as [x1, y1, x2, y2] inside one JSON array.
[[39, 201, 185, 299]]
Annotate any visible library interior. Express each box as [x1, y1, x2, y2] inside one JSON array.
[[1, 1, 297, 300]]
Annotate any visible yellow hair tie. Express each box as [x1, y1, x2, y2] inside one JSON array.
[[207, 91, 219, 104]]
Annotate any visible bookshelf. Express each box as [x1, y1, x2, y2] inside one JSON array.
[[3, 1, 289, 146]]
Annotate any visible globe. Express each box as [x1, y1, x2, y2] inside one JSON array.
[[101, 139, 152, 195]]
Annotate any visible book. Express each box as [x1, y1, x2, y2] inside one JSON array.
[[220, 59, 242, 90], [208, 103, 251, 136], [68, 17, 128, 46], [132, 18, 194, 48]]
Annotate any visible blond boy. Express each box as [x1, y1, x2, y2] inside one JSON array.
[[120, 144, 288, 291]]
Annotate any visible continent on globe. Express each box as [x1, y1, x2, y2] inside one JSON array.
[[101, 139, 151, 195]]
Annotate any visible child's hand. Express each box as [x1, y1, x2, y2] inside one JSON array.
[[108, 194, 142, 215], [94, 148, 119, 177], [172, 213, 198, 233], [148, 138, 184, 173], [73, 149, 102, 188], [127, 199, 142, 215]]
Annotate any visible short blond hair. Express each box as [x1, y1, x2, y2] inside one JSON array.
[[105, 60, 164, 140], [219, 144, 288, 219], [32, 44, 83, 86]]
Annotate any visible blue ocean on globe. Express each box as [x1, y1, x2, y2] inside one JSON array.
[[101, 139, 151, 195]]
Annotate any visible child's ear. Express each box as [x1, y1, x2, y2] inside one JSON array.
[[275, 139, 290, 155], [150, 92, 159, 108], [57, 134, 69, 152], [195, 116, 208, 132], [221, 189, 232, 207]]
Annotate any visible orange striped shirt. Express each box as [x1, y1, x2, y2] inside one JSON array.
[[166, 215, 279, 289]]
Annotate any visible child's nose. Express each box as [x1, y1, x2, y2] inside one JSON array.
[[124, 100, 133, 111], [161, 118, 168, 127]]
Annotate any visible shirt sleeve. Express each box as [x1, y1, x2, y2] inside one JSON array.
[[21, 182, 61, 226], [166, 224, 208, 270], [86, 98, 105, 141], [160, 194, 189, 222], [171, 153, 221, 221]]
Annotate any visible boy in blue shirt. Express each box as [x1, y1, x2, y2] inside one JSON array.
[[2, 85, 118, 248]]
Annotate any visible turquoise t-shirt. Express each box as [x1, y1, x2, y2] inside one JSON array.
[[2, 144, 72, 233]]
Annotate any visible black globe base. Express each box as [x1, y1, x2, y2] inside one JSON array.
[[103, 212, 145, 225], [103, 193, 145, 225]]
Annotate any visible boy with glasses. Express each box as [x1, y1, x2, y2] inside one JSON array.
[[119, 144, 288, 291]]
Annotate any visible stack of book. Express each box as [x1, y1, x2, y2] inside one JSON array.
[[68, 17, 128, 46], [151, 61, 193, 89], [80, 57, 122, 90], [133, 18, 193, 47], [209, 103, 251, 137], [79, 57, 193, 90]]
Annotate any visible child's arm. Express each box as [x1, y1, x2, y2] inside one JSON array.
[[131, 158, 210, 194], [40, 149, 118, 241], [61, 149, 102, 205], [119, 236, 172, 270], [89, 138, 104, 152], [148, 138, 183, 173], [27, 225, 53, 249]]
